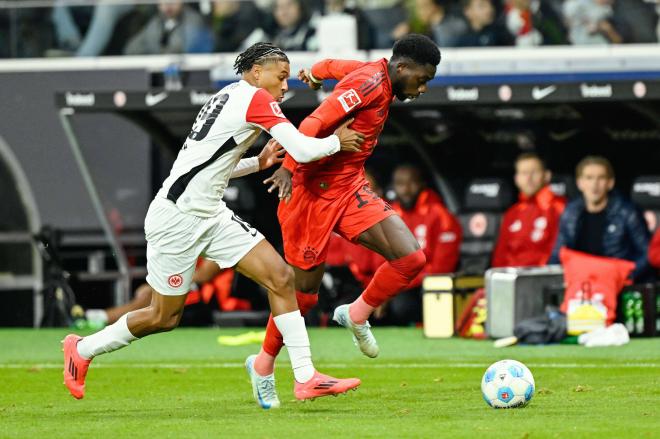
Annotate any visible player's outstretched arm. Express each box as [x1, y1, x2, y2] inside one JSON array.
[[283, 73, 376, 173], [298, 68, 322, 90], [268, 118, 363, 201], [246, 88, 363, 164], [269, 118, 364, 163], [298, 59, 365, 88]]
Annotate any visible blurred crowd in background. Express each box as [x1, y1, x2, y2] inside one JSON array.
[[1, 0, 660, 58]]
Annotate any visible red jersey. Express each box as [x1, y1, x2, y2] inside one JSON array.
[[492, 185, 566, 268], [283, 58, 394, 198], [649, 228, 660, 269], [392, 189, 462, 287]]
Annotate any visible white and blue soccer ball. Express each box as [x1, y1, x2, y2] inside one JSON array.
[[481, 359, 535, 409]]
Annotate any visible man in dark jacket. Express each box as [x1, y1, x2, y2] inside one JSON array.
[[456, 0, 514, 47], [123, 0, 203, 55], [549, 156, 651, 281]]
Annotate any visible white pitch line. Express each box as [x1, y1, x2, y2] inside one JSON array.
[[1, 362, 658, 369]]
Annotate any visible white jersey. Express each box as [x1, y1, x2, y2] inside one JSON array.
[[156, 80, 291, 217]]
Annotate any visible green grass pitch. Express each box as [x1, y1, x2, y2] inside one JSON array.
[[2, 328, 658, 438]]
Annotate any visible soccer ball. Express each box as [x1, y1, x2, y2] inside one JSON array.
[[481, 359, 535, 409]]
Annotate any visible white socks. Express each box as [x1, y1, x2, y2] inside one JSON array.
[[76, 310, 315, 383], [273, 310, 315, 383], [77, 314, 138, 360]]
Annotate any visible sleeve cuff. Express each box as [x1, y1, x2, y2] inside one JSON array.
[[245, 156, 260, 172], [308, 70, 322, 85], [327, 135, 340, 155]]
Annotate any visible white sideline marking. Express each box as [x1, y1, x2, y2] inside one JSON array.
[[1, 362, 657, 369]]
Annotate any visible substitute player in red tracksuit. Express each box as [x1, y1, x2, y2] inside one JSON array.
[[492, 153, 566, 268], [391, 165, 462, 285], [250, 35, 441, 383], [386, 164, 461, 324], [649, 227, 660, 269]]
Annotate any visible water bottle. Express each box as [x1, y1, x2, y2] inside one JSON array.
[[164, 63, 183, 91], [621, 291, 635, 334], [632, 291, 644, 335]]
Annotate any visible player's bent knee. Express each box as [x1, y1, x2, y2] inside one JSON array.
[[396, 249, 426, 278], [160, 316, 180, 332], [413, 249, 426, 271], [270, 264, 295, 294], [410, 249, 426, 271], [144, 306, 181, 332], [153, 313, 179, 332]]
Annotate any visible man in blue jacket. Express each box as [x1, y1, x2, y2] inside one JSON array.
[[550, 156, 651, 281]]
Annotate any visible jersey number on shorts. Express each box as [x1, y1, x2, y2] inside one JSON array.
[[187, 93, 229, 142], [355, 185, 392, 211], [354, 185, 379, 208]]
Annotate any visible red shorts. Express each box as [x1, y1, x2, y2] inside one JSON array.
[[278, 179, 395, 269]]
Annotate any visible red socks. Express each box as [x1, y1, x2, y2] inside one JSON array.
[[255, 249, 425, 374], [254, 291, 318, 376], [349, 249, 426, 324]]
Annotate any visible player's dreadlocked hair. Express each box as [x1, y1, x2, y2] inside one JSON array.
[[233, 42, 290, 74], [392, 34, 441, 67]]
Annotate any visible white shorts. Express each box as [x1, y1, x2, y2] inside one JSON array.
[[144, 198, 264, 296]]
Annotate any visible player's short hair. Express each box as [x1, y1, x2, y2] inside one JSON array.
[[392, 34, 441, 67], [394, 163, 425, 182], [461, 0, 489, 9], [234, 42, 289, 74], [515, 152, 547, 170], [575, 155, 615, 179]]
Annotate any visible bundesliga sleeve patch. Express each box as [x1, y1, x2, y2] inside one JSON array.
[[337, 89, 362, 113], [270, 101, 286, 119]]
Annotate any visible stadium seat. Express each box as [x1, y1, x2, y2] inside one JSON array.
[[362, 6, 405, 49], [458, 178, 514, 274], [549, 174, 579, 200], [630, 175, 660, 233]]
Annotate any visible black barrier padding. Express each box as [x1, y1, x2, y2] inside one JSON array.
[[631, 176, 660, 209], [463, 178, 514, 211], [550, 174, 579, 200]]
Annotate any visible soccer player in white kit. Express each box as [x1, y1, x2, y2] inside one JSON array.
[[62, 43, 364, 408]]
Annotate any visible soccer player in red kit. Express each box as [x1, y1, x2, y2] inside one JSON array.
[[491, 153, 566, 268], [248, 35, 441, 394]]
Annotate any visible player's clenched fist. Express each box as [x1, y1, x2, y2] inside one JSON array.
[[334, 118, 364, 152], [298, 68, 321, 90]]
